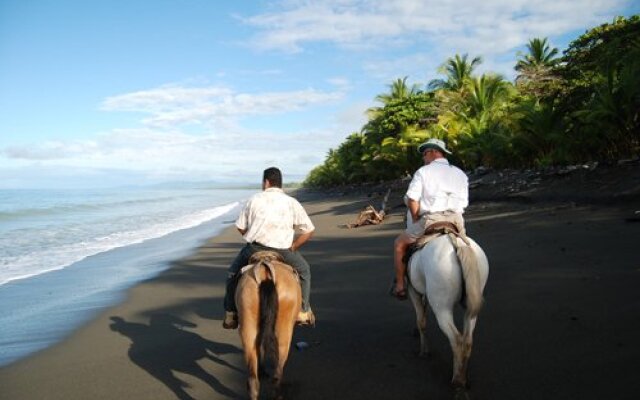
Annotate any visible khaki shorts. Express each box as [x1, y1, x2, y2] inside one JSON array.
[[405, 211, 466, 239]]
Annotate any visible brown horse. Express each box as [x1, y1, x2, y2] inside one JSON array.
[[236, 251, 301, 400]]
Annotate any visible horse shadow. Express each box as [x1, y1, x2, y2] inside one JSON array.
[[109, 314, 242, 400]]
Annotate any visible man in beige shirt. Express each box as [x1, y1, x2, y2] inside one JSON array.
[[223, 167, 315, 329]]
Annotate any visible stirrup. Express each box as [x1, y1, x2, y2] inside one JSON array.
[[222, 311, 238, 329]]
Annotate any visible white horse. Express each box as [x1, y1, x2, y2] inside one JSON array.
[[407, 234, 489, 387]]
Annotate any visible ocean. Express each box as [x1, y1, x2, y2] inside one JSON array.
[[0, 183, 258, 367]]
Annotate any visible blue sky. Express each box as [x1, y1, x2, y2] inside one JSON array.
[[1, 0, 638, 188]]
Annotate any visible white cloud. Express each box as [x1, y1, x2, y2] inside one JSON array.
[[2, 82, 351, 183], [327, 77, 351, 88], [1, 125, 345, 184], [102, 84, 345, 128], [241, 0, 625, 57], [332, 100, 369, 134], [363, 53, 438, 83], [2, 140, 99, 161]]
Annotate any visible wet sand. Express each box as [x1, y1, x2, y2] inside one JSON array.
[[1, 185, 639, 399]]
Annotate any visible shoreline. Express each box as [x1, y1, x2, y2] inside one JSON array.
[[0, 204, 242, 368], [0, 212, 249, 398], [1, 168, 639, 399]]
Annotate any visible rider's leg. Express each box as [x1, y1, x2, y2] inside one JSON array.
[[223, 243, 254, 328], [280, 250, 314, 325], [280, 250, 311, 311], [393, 233, 415, 293], [394, 214, 428, 295]]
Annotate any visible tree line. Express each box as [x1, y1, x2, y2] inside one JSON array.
[[304, 15, 639, 187]]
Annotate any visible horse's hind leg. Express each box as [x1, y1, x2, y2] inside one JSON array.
[[240, 322, 260, 399], [456, 313, 478, 387], [433, 309, 468, 387], [272, 305, 297, 399], [408, 286, 429, 356]]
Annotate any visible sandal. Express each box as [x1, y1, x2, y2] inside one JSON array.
[[389, 280, 408, 300], [391, 287, 408, 300]]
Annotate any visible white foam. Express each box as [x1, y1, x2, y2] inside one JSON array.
[[0, 201, 241, 286]]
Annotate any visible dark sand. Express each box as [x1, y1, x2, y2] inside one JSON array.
[[1, 165, 639, 399]]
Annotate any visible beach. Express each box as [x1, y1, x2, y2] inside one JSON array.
[[1, 164, 639, 399]]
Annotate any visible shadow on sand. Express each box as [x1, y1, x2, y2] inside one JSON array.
[[109, 314, 242, 400]]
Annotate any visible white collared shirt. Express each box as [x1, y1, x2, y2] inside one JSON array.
[[235, 187, 315, 249], [405, 158, 469, 214]]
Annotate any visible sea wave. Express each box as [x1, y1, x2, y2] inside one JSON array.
[[0, 193, 204, 222], [0, 201, 241, 286]]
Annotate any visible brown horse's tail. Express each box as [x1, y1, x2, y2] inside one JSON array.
[[258, 277, 279, 368]]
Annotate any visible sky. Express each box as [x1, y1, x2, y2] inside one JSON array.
[[1, 0, 638, 188]]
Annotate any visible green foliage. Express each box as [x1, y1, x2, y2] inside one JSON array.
[[515, 38, 560, 71], [428, 54, 483, 91], [360, 89, 437, 181], [511, 98, 568, 166], [558, 15, 640, 160], [304, 15, 640, 188], [515, 37, 562, 99], [303, 133, 368, 187], [373, 76, 421, 105]]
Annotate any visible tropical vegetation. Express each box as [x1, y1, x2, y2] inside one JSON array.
[[304, 15, 639, 187]]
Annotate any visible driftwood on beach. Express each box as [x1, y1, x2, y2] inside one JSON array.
[[346, 188, 391, 228]]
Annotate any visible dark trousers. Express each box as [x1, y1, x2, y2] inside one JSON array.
[[223, 243, 311, 312]]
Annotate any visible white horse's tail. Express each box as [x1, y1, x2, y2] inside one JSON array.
[[455, 241, 484, 317]]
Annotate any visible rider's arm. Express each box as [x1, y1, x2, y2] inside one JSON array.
[[406, 168, 424, 223], [291, 230, 313, 252], [237, 228, 246, 235], [407, 198, 421, 223]]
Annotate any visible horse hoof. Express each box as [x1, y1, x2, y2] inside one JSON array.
[[452, 386, 470, 400], [451, 379, 468, 389]]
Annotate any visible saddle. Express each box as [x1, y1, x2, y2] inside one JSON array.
[[403, 221, 471, 308], [424, 221, 459, 236], [240, 251, 299, 284], [403, 221, 469, 264]]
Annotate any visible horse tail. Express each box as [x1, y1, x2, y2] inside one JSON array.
[[456, 244, 484, 317], [258, 275, 279, 368]]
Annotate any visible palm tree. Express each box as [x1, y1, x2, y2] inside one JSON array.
[[373, 76, 421, 106], [514, 99, 566, 166], [515, 38, 561, 97], [428, 54, 483, 91], [367, 77, 420, 122], [430, 73, 515, 168], [466, 74, 511, 116], [515, 38, 560, 71]]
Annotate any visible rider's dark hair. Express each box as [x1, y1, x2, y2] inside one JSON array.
[[263, 167, 282, 188]]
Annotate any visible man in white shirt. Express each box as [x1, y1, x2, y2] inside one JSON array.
[[223, 167, 316, 328], [391, 138, 469, 299]]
